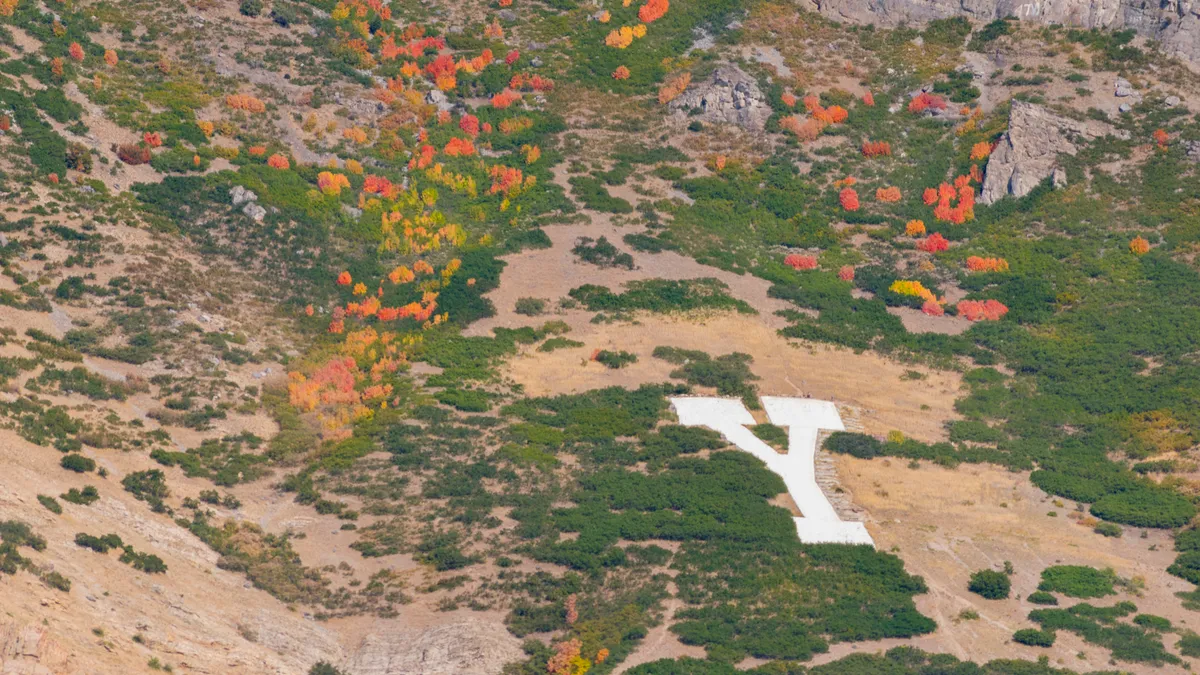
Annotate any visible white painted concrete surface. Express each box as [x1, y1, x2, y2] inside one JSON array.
[[670, 396, 875, 547]]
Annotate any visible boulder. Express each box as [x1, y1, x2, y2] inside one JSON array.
[[230, 185, 257, 206], [980, 101, 1122, 204], [668, 65, 771, 130], [1114, 78, 1136, 97], [242, 202, 267, 222]]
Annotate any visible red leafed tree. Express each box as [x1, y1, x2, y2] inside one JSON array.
[[862, 91, 875, 106], [838, 265, 855, 281], [784, 254, 818, 270], [838, 187, 859, 211], [922, 187, 938, 206], [505, 49, 520, 65], [1153, 128, 1169, 148], [638, 0, 669, 23], [921, 300, 944, 316], [459, 114, 480, 137], [612, 65, 630, 80], [68, 42, 84, 62], [917, 232, 949, 252], [908, 92, 947, 114]]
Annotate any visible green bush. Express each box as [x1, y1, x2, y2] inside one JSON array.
[[594, 350, 637, 369], [61, 486, 100, 505], [1013, 628, 1055, 647], [514, 297, 547, 316], [1027, 591, 1058, 605], [37, 495, 62, 514], [1037, 565, 1116, 599], [60, 454, 95, 473], [968, 569, 1010, 599]]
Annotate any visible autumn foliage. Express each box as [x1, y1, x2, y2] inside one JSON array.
[[1129, 236, 1150, 255], [116, 143, 150, 165], [917, 232, 950, 253], [838, 265, 855, 281], [657, 72, 691, 105], [267, 154, 290, 169], [68, 42, 84, 62], [784, 254, 818, 270], [491, 90, 520, 109], [905, 220, 926, 236], [966, 256, 1009, 272], [957, 299, 1008, 321], [1153, 129, 1169, 149], [638, 0, 668, 23], [969, 141, 992, 161], [875, 186, 901, 202], [861, 140, 891, 158], [227, 93, 267, 113], [890, 280, 938, 303], [838, 187, 859, 211], [612, 65, 630, 80], [908, 92, 947, 114]]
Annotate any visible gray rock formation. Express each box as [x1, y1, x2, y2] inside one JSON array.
[[345, 622, 524, 675], [669, 65, 771, 130], [806, 0, 1200, 66], [243, 202, 267, 222], [980, 101, 1119, 204], [230, 185, 257, 206]]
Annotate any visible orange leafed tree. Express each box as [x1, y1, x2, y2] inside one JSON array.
[[969, 141, 992, 160], [861, 140, 891, 157], [839, 187, 859, 211], [966, 256, 1009, 272], [1129, 236, 1150, 255], [838, 265, 855, 281], [227, 93, 267, 113], [267, 153, 290, 169], [612, 65, 630, 80], [862, 91, 875, 106], [143, 132, 162, 148], [957, 299, 1008, 321], [875, 186, 901, 202], [444, 137, 476, 156], [1153, 128, 1169, 148], [104, 49, 118, 67], [491, 90, 520, 109], [921, 300, 944, 316], [657, 72, 691, 104], [337, 271, 353, 285], [905, 220, 926, 236], [605, 26, 634, 48], [68, 42, 84, 62]]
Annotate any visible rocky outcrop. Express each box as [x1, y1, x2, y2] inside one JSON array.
[[669, 65, 772, 130], [806, 0, 1200, 66], [345, 622, 524, 675], [980, 101, 1119, 204], [0, 623, 74, 675]]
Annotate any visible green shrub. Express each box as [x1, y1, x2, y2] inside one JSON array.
[[1013, 628, 1055, 647], [1037, 565, 1116, 599], [968, 569, 1010, 599], [514, 297, 547, 316], [37, 495, 62, 514], [239, 0, 263, 15], [1094, 522, 1122, 538], [1027, 591, 1058, 605], [60, 454, 95, 473], [594, 350, 637, 369]]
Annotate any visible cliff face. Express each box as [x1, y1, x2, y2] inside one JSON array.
[[807, 0, 1200, 64]]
